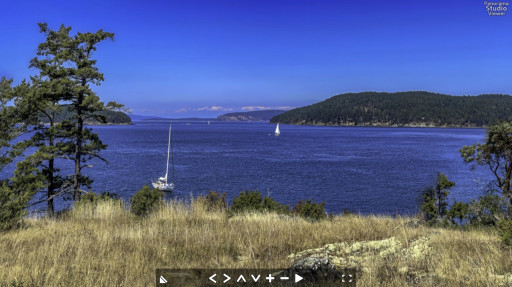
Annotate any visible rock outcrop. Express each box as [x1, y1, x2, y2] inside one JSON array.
[[287, 236, 433, 283]]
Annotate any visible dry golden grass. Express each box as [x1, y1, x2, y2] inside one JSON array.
[[0, 198, 511, 286]]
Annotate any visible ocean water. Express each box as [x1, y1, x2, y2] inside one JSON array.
[[5, 121, 491, 215]]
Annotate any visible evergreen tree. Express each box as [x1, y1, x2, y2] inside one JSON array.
[[460, 121, 512, 215], [0, 23, 124, 218], [24, 23, 77, 215], [435, 173, 455, 217], [29, 23, 123, 201], [0, 78, 44, 227], [420, 172, 455, 225], [0, 77, 16, 170]]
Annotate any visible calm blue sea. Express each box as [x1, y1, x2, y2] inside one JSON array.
[[5, 121, 491, 215]]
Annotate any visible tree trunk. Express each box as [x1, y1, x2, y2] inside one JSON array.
[[506, 153, 512, 195], [47, 115, 55, 217], [47, 156, 54, 217], [73, 103, 83, 201]]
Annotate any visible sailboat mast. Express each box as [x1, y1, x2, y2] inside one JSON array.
[[165, 124, 171, 183], [171, 124, 175, 182]]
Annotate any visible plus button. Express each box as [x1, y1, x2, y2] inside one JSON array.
[[266, 274, 275, 283]]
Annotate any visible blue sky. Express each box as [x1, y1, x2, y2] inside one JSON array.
[[1, 0, 511, 117]]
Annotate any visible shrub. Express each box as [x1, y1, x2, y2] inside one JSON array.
[[467, 193, 508, 226], [198, 191, 227, 211], [497, 219, 512, 246], [229, 190, 329, 221], [342, 208, 355, 216], [130, 186, 162, 217], [231, 190, 264, 213], [262, 196, 289, 214], [230, 190, 289, 215], [291, 199, 327, 221], [78, 191, 120, 205], [446, 200, 469, 224]]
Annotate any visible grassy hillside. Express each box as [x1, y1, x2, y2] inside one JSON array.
[[271, 91, 512, 127], [1, 198, 511, 286]]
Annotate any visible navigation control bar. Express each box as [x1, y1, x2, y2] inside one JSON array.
[[155, 268, 357, 286]]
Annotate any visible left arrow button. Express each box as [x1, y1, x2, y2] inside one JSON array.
[[209, 274, 217, 283]]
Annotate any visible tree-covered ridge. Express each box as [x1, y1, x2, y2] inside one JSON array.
[[38, 106, 132, 125], [217, 110, 286, 122], [270, 91, 512, 127]]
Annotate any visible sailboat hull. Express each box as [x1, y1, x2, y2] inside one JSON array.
[[152, 181, 174, 191]]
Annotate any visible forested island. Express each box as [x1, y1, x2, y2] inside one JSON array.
[[271, 91, 512, 127], [217, 110, 285, 121], [39, 106, 132, 125]]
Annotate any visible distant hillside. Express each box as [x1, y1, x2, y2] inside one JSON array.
[[129, 114, 167, 121], [132, 117, 216, 122], [217, 110, 286, 122], [92, 110, 132, 124], [40, 107, 132, 125], [270, 91, 512, 127]]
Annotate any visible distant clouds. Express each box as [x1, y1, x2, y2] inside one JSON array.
[[174, 105, 293, 114], [241, 106, 294, 111], [175, 106, 234, 113], [127, 105, 295, 117], [197, 106, 232, 112], [174, 108, 188, 113]]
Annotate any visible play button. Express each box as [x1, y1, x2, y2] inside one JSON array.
[[294, 274, 303, 283]]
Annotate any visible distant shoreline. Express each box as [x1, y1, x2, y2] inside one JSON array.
[[278, 122, 488, 129], [217, 120, 487, 129]]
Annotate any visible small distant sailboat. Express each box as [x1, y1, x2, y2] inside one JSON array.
[[275, 123, 280, 136], [152, 123, 175, 191]]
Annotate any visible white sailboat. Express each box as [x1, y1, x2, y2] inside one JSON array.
[[275, 123, 280, 136], [152, 123, 175, 191]]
